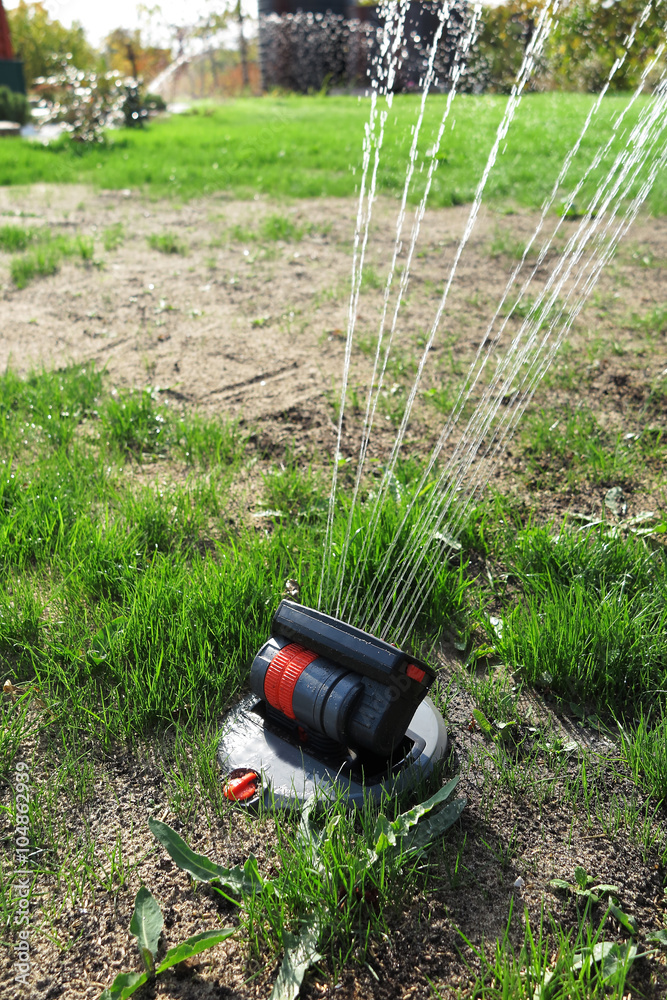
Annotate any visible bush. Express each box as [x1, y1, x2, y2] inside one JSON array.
[[0, 85, 30, 125], [122, 83, 148, 128], [33, 67, 161, 142], [143, 92, 167, 113], [467, 0, 667, 94], [549, 0, 666, 92], [467, 0, 547, 94]]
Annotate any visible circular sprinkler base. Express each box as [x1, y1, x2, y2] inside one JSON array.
[[217, 694, 448, 810]]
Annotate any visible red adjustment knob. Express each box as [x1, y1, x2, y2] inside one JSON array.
[[263, 642, 318, 719], [223, 769, 259, 801], [406, 663, 426, 683]]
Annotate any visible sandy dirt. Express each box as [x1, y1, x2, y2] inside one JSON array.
[[2, 184, 666, 528], [1, 186, 667, 1000], [2, 185, 665, 469]]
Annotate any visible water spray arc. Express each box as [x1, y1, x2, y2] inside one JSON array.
[[331, 0, 560, 631], [220, 0, 667, 809], [329, 1, 483, 622], [319, 0, 410, 611], [363, 21, 667, 642], [323, 0, 667, 647]]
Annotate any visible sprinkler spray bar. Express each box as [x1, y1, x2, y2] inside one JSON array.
[[249, 600, 435, 759]]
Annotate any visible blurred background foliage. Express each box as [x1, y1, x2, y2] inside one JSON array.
[[7, 1, 96, 90], [3, 0, 666, 141], [549, 0, 666, 92], [471, 0, 666, 94]]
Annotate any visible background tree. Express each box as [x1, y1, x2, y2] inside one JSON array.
[[200, 1, 250, 90], [7, 1, 95, 89], [549, 0, 666, 91], [104, 27, 171, 83]]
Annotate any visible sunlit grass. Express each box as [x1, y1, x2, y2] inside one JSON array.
[[1, 93, 665, 212]]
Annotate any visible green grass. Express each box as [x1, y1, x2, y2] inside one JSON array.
[[489, 229, 530, 260], [632, 303, 667, 336], [458, 901, 642, 999], [147, 231, 188, 255], [6, 230, 95, 288], [488, 520, 667, 718], [260, 212, 302, 241], [621, 711, 667, 804], [2, 94, 666, 212], [2, 364, 667, 995], [3, 367, 665, 759], [0, 223, 39, 251], [519, 404, 665, 488], [103, 222, 125, 251], [0, 366, 467, 753]]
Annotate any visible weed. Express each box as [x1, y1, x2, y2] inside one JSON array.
[[101, 886, 234, 999], [103, 222, 125, 251], [148, 778, 465, 988], [260, 213, 302, 241], [147, 231, 188, 255]]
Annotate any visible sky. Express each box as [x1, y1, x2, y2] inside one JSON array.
[[5, 1, 258, 47]]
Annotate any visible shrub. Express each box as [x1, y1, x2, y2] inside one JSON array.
[[467, 0, 547, 94], [0, 85, 30, 125], [143, 92, 167, 113], [32, 66, 162, 143], [549, 0, 666, 92], [467, 0, 667, 94]]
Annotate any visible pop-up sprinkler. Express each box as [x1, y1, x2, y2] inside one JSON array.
[[218, 600, 448, 808]]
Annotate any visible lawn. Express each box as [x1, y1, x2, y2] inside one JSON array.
[[2, 358, 667, 998], [2, 93, 667, 213], [1, 90, 667, 1000]]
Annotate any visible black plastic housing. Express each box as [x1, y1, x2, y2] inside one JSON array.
[[249, 601, 436, 758]]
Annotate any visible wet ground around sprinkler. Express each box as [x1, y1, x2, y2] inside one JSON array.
[[1, 187, 667, 999]]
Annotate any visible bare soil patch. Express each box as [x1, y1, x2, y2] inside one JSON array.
[[2, 185, 665, 509]]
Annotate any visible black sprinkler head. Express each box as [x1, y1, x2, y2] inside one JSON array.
[[250, 600, 436, 759], [218, 602, 447, 809]]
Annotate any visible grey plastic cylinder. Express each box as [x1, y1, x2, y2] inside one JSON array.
[[292, 660, 362, 744]]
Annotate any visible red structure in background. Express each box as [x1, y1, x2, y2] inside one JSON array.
[[0, 1, 14, 61]]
